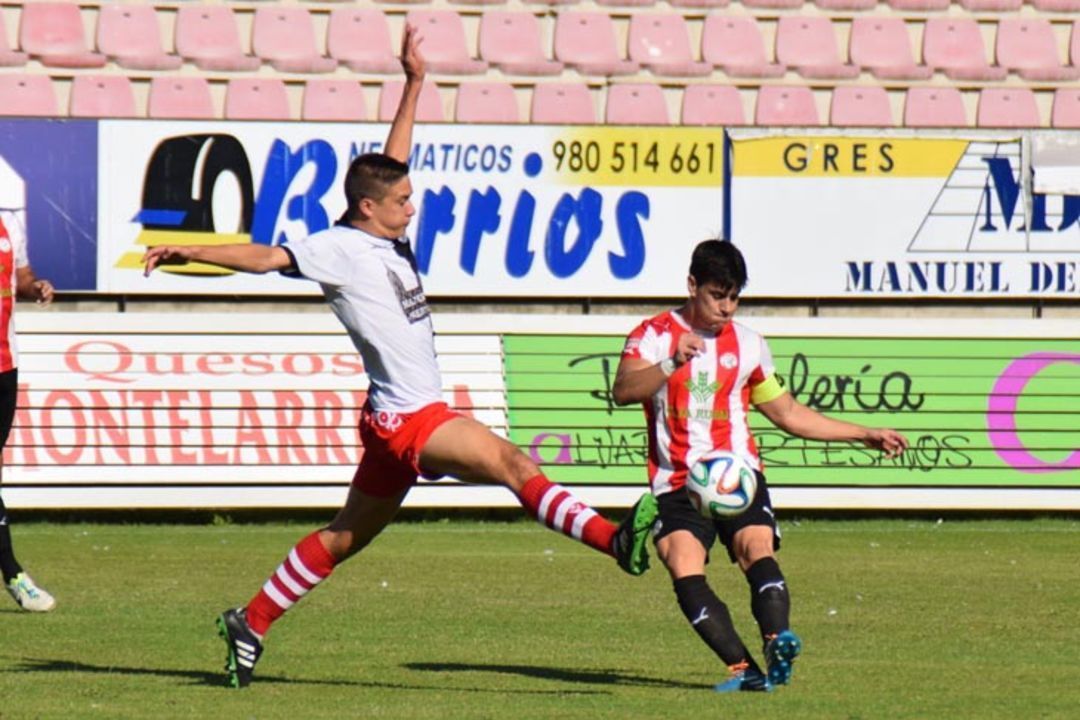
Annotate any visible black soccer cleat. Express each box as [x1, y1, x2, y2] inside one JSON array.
[[217, 607, 263, 688]]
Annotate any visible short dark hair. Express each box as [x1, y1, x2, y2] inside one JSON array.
[[342, 153, 410, 222], [689, 239, 747, 292]]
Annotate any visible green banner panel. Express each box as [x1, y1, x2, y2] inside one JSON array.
[[504, 335, 1080, 488]]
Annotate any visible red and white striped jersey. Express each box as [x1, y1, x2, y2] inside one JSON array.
[[0, 210, 29, 373], [622, 310, 780, 496]]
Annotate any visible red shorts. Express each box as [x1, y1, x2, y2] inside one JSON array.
[[352, 400, 460, 498]]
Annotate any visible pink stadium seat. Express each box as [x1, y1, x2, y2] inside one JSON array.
[[976, 88, 1040, 128], [831, 86, 894, 127], [681, 85, 746, 126], [0, 13, 28, 66], [406, 10, 488, 74], [814, 0, 876, 9], [530, 82, 596, 123], [923, 18, 1006, 81], [449, 0, 508, 5], [628, 13, 711, 77], [478, 11, 563, 76], [0, 74, 58, 116], [887, 0, 949, 9], [776, 16, 859, 79], [903, 87, 967, 127], [996, 19, 1078, 82], [744, 0, 804, 8], [523, 0, 581, 6], [148, 77, 215, 119], [1071, 21, 1080, 69], [225, 79, 291, 120], [1051, 89, 1080, 129], [606, 84, 670, 125], [669, 0, 729, 7], [755, 86, 820, 126], [302, 79, 367, 121], [327, 8, 399, 74], [702, 15, 785, 78], [959, 0, 1021, 8], [96, 4, 181, 71], [70, 75, 137, 118], [1031, 0, 1080, 9], [849, 17, 933, 81], [19, 1, 106, 68], [175, 5, 260, 72], [455, 82, 520, 122], [253, 7, 336, 73], [378, 80, 446, 122], [554, 12, 639, 76], [596, 0, 655, 7]]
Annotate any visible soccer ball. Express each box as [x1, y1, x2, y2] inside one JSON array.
[[686, 450, 758, 519]]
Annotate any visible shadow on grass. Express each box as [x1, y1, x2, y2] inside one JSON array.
[[405, 662, 711, 690]]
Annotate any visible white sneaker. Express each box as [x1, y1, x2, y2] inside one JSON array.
[[6, 572, 56, 612]]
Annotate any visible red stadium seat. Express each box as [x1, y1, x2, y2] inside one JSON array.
[[776, 16, 860, 79], [97, 4, 181, 71], [628, 13, 711, 77], [253, 7, 337, 74], [70, 75, 138, 118], [681, 85, 746, 126], [478, 11, 563, 76], [701, 15, 785, 78], [327, 8, 400, 74], [405, 10, 488, 74], [302, 79, 368, 121], [830, 86, 894, 127], [1051, 89, 1080, 129], [605, 83, 670, 125], [378, 80, 446, 122], [996, 19, 1079, 82], [530, 82, 596, 124], [976, 88, 1041, 128], [175, 5, 260, 72], [755, 85, 820, 126], [148, 77, 216, 119], [19, 1, 106, 68], [903, 87, 967, 127], [0, 74, 59, 116], [455, 82, 520, 122], [225, 78, 292, 121], [923, 18, 1007, 81], [849, 17, 933, 81], [554, 12, 638, 76]]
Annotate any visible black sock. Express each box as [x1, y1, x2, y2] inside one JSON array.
[[0, 495, 23, 583], [745, 557, 790, 640], [673, 575, 759, 670]]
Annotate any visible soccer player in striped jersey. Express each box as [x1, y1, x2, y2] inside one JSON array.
[[143, 26, 657, 689], [613, 240, 908, 692]]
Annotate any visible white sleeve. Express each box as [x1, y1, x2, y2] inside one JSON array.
[[281, 234, 350, 287], [2, 211, 29, 268]]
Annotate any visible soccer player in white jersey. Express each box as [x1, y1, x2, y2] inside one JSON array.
[[613, 240, 909, 692], [0, 199, 57, 612], [142, 26, 658, 689]]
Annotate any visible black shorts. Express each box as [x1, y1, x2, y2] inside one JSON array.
[[653, 469, 780, 564], [0, 368, 16, 450]]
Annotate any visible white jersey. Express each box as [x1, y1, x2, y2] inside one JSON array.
[[283, 223, 441, 413], [0, 209, 30, 373]]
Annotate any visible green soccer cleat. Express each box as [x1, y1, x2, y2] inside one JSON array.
[[6, 572, 56, 613], [217, 608, 263, 688], [612, 492, 659, 576], [764, 629, 802, 686]]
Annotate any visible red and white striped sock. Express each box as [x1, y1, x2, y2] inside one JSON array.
[[517, 475, 617, 556], [244, 531, 337, 637]]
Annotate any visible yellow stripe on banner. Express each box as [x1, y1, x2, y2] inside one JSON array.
[[114, 252, 235, 276], [733, 137, 970, 178], [550, 127, 724, 187], [135, 230, 253, 247]]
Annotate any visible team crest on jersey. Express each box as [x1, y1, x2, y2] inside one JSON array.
[[719, 352, 738, 369], [387, 269, 431, 324]]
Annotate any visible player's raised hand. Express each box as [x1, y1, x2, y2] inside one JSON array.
[[674, 332, 705, 366], [31, 279, 54, 306], [143, 245, 193, 277], [400, 23, 425, 83], [863, 428, 909, 459]]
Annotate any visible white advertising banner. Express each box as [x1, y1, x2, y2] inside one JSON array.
[[98, 121, 724, 297], [730, 135, 1080, 298]]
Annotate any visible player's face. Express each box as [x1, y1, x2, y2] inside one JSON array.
[[366, 176, 415, 239], [688, 278, 739, 332]]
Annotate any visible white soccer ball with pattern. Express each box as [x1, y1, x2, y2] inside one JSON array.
[[686, 450, 758, 519]]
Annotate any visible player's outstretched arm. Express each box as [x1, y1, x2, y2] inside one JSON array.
[[756, 392, 909, 458], [143, 244, 292, 277], [384, 23, 425, 164]]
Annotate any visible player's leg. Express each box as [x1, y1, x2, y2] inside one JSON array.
[[654, 491, 769, 693], [419, 415, 657, 574]]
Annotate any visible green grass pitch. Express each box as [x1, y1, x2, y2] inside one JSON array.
[[1, 517, 1077, 719]]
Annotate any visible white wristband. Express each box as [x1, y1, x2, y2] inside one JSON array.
[[659, 357, 677, 377]]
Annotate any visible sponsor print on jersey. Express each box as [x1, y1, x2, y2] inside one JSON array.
[[386, 268, 431, 325]]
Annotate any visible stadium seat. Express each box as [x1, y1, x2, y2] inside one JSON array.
[[605, 84, 670, 125], [225, 78, 292, 120], [378, 80, 446, 122], [70, 75, 138, 118], [922, 18, 1007, 81], [976, 88, 1040, 128], [0, 13, 28, 66], [455, 82, 520, 122], [19, 1, 106, 68], [743, 0, 804, 8], [830, 86, 894, 127], [530, 82, 596, 123], [681, 84, 746, 126], [596, 0, 655, 6], [1071, 20, 1080, 69], [148, 77, 216, 119], [302, 79, 368, 121], [755, 85, 820, 126], [849, 17, 933, 81], [96, 4, 181, 71], [903, 87, 967, 127], [814, 0, 876, 9], [1051, 89, 1080, 128], [478, 11, 563, 76], [175, 5, 261, 72], [405, 10, 488, 74], [554, 12, 639, 76], [0, 74, 59, 116], [776, 16, 860, 79], [887, 0, 949, 8], [669, 0, 729, 7], [701, 15, 785, 78], [523, 0, 581, 6], [996, 19, 1078, 82], [959, 0, 1021, 8], [327, 8, 400, 74], [1031, 0, 1080, 9], [627, 13, 711, 77], [253, 7, 337, 73], [449, 0, 508, 5]]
